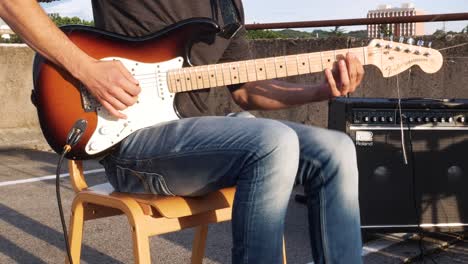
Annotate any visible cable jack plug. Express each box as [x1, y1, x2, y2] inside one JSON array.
[[65, 119, 88, 150]]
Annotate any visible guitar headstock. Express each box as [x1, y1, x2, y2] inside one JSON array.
[[366, 38, 443, 77]]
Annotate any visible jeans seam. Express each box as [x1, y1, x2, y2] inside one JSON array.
[[111, 146, 261, 164], [312, 159, 331, 264]]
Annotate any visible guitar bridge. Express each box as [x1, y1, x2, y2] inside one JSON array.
[[80, 83, 100, 112]]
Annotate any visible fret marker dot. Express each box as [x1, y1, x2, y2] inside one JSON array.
[[259, 68, 263, 71], [198, 76, 202, 79]]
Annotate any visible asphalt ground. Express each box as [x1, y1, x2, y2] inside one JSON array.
[[0, 147, 467, 264]]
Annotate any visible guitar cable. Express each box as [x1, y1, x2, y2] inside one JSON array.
[[56, 119, 88, 264]]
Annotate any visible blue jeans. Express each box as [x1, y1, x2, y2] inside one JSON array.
[[101, 116, 362, 264]]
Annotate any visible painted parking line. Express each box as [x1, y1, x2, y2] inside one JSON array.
[[0, 168, 105, 187]]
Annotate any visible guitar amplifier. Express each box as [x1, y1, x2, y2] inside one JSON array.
[[328, 97, 468, 232]]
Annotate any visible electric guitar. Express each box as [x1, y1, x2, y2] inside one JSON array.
[[32, 18, 443, 160]]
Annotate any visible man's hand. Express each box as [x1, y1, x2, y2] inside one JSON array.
[[323, 52, 364, 98], [75, 59, 141, 119]]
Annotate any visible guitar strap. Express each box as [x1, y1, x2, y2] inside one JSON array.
[[211, 0, 243, 39]]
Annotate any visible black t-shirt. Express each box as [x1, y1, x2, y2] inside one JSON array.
[[91, 0, 251, 117]]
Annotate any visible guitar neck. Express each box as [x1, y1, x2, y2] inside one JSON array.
[[167, 46, 368, 93]]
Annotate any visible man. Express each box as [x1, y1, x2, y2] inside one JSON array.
[[0, 0, 364, 263]]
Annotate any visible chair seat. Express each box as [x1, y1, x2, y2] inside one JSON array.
[[87, 183, 236, 219]]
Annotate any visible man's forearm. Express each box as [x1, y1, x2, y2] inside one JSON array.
[[0, 0, 95, 78], [232, 80, 331, 111]]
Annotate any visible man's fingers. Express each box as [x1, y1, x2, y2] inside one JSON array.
[[338, 60, 350, 95], [100, 100, 127, 119], [325, 68, 341, 97], [116, 61, 141, 96]]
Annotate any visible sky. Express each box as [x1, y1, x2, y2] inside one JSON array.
[[40, 0, 468, 34]]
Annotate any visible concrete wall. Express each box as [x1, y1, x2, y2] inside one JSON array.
[[1, 35, 468, 150]]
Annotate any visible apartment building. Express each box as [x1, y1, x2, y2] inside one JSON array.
[[367, 3, 425, 38]]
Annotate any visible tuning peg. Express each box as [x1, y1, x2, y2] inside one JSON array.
[[424, 41, 433, 56], [399, 36, 405, 43], [415, 40, 424, 54], [386, 35, 394, 49], [380, 33, 385, 39], [407, 38, 415, 45]]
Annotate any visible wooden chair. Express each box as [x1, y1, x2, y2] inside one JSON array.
[[67, 160, 287, 263]]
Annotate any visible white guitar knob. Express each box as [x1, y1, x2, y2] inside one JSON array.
[[89, 141, 109, 152], [99, 126, 112, 135]]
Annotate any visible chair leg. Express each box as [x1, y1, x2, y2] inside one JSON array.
[[191, 225, 209, 264], [67, 200, 85, 264], [282, 236, 287, 264], [131, 225, 151, 264]]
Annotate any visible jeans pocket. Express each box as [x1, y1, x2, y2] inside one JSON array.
[[114, 165, 175, 196]]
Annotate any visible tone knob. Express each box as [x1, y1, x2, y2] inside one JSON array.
[[99, 126, 112, 135], [88, 141, 109, 152]]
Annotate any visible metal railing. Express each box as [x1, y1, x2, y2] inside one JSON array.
[[245, 12, 468, 30]]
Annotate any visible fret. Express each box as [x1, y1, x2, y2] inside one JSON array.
[[307, 54, 322, 73], [274, 56, 287, 78], [245, 60, 257, 82], [167, 72, 174, 93], [285, 55, 299, 76], [264, 58, 277, 79], [229, 63, 241, 85], [173, 71, 182, 92], [193, 67, 204, 89], [200, 66, 211, 89], [255, 59, 267, 80], [183, 68, 193, 91], [238, 61, 248, 83], [179, 69, 187, 91], [207, 65, 217, 88], [296, 54, 310, 75], [322, 51, 335, 69], [189, 68, 199, 90], [320, 52, 324, 71], [221, 63, 232, 85], [214, 64, 224, 87]]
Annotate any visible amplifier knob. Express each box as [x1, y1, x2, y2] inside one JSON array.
[[440, 117, 446, 123], [424, 117, 430, 123], [448, 117, 454, 123], [409, 117, 415, 123], [432, 117, 438, 123], [380, 116, 386, 122], [372, 117, 378, 122], [387, 117, 394, 122], [458, 116, 466, 123], [416, 117, 423, 123], [363, 116, 370, 122]]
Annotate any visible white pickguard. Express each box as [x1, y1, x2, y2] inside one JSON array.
[[85, 57, 184, 155]]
